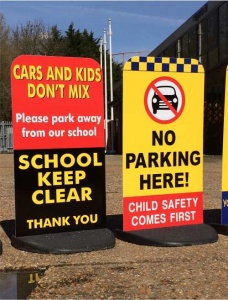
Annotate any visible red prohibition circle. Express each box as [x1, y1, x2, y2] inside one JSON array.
[[144, 76, 185, 124]]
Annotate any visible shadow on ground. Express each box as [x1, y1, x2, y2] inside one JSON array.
[[0, 210, 221, 240]]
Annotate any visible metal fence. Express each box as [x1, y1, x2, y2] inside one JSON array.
[[0, 121, 13, 152]]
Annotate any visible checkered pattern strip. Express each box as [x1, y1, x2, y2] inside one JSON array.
[[124, 57, 204, 73]]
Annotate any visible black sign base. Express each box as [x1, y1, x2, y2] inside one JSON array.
[[209, 223, 228, 236], [115, 224, 218, 247], [0, 239, 2, 255], [11, 228, 115, 254]]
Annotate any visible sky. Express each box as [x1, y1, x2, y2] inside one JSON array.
[[1, 1, 207, 64]]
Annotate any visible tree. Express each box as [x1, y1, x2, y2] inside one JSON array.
[[63, 23, 100, 60], [0, 13, 12, 120], [11, 20, 49, 55], [45, 25, 65, 56]]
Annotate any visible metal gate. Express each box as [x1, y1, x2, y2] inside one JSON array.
[[0, 121, 13, 152]]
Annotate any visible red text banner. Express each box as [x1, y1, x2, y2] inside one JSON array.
[[11, 55, 104, 150], [123, 192, 203, 231]]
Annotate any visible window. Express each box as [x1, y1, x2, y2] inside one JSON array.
[[219, 2, 228, 62], [208, 47, 218, 69], [166, 43, 176, 57], [181, 33, 189, 57], [200, 7, 222, 70], [207, 11, 218, 49], [201, 53, 207, 68], [201, 19, 207, 56], [188, 26, 198, 58]]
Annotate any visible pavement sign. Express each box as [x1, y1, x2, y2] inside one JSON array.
[[10, 55, 115, 252], [116, 56, 218, 246]]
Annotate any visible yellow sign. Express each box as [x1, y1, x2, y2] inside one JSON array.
[[221, 66, 228, 224], [123, 56, 204, 231]]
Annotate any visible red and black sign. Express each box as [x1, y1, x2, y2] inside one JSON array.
[[11, 55, 105, 237]]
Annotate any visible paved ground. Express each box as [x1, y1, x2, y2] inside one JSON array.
[[0, 154, 228, 299]]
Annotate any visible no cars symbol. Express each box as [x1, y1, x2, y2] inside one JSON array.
[[144, 76, 185, 124]]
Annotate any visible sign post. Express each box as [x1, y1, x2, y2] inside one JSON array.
[[10, 55, 115, 253], [116, 56, 217, 246]]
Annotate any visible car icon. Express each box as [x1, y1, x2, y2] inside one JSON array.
[[152, 86, 178, 114]]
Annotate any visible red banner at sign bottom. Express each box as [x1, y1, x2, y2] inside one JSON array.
[[123, 192, 203, 231]]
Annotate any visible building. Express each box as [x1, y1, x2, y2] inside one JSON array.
[[149, 1, 228, 154]]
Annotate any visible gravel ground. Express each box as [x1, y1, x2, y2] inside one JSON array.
[[1, 154, 228, 299]]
